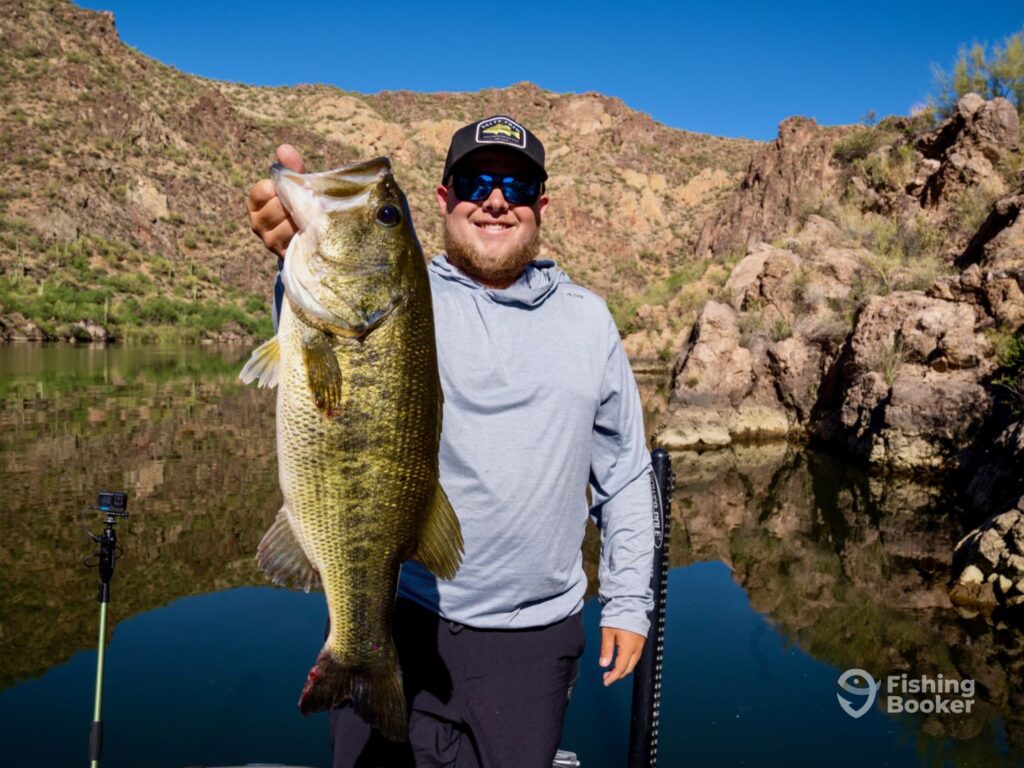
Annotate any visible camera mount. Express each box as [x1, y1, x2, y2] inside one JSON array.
[[82, 491, 128, 768]]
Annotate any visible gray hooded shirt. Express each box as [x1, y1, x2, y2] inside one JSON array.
[[275, 256, 654, 635]]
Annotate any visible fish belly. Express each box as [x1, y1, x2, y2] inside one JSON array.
[[276, 299, 440, 664]]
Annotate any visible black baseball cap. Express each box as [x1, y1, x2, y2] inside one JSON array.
[[441, 115, 547, 184]]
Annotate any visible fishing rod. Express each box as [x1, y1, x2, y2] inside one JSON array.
[[81, 491, 129, 768], [627, 449, 673, 768]]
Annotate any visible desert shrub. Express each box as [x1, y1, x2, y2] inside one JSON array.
[[833, 127, 900, 164], [992, 329, 1024, 412], [862, 337, 905, 385], [858, 144, 917, 192], [931, 29, 1024, 119], [951, 184, 1001, 238]]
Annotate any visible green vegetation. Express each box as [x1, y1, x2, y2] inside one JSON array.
[[950, 183, 1002, 236], [931, 27, 1024, 118], [610, 261, 709, 334], [858, 143, 917, 192], [0, 234, 272, 342], [769, 315, 793, 342], [863, 337, 905, 385], [992, 327, 1024, 413], [833, 125, 902, 164], [812, 203, 949, 297]]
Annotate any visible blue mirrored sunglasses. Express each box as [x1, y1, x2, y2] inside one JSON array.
[[451, 173, 541, 206]]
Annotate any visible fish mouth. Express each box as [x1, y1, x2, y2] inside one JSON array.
[[271, 157, 391, 189], [271, 158, 392, 222]]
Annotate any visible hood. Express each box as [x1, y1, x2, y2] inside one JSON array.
[[429, 254, 568, 308]]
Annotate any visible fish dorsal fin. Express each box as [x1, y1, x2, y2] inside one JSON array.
[[239, 336, 281, 389], [257, 506, 322, 593], [414, 484, 464, 581]]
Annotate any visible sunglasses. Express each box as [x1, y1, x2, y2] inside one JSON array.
[[451, 172, 542, 206]]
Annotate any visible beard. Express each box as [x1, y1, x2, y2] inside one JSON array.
[[443, 225, 542, 288]]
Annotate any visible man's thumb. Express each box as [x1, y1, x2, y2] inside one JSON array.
[[275, 144, 306, 173]]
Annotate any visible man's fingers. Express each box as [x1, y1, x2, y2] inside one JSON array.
[[602, 647, 631, 687], [246, 178, 278, 213], [276, 143, 306, 173], [598, 628, 615, 668], [600, 629, 646, 686], [245, 146, 303, 258], [624, 648, 642, 677], [263, 218, 298, 258]]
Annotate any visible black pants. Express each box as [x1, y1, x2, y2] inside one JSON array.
[[329, 598, 585, 768]]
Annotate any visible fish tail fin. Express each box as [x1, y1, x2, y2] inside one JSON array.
[[298, 646, 407, 741]]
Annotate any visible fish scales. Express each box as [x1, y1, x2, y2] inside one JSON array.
[[240, 157, 463, 741], [278, 288, 437, 656]]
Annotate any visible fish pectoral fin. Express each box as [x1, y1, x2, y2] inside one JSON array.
[[302, 331, 343, 415], [239, 335, 281, 389], [256, 506, 322, 593], [413, 484, 464, 581]]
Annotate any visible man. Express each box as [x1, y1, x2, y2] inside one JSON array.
[[246, 115, 654, 768]]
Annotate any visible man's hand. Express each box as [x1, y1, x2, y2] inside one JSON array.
[[246, 144, 305, 258], [599, 626, 645, 686]]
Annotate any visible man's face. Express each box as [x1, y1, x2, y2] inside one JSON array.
[[435, 148, 550, 289]]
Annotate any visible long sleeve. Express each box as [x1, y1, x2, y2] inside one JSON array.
[[271, 260, 284, 331], [589, 314, 655, 637]]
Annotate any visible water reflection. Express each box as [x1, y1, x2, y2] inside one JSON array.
[[670, 444, 1024, 765], [0, 344, 280, 690], [0, 345, 1022, 767]]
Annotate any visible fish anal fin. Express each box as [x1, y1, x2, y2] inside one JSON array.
[[302, 332, 343, 416], [239, 336, 281, 389], [414, 484, 464, 581], [256, 506, 322, 593]]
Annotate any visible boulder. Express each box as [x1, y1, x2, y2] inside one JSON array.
[[657, 301, 791, 449], [917, 94, 1020, 209], [951, 501, 1024, 608], [670, 301, 753, 405], [830, 292, 994, 470], [69, 320, 111, 342]]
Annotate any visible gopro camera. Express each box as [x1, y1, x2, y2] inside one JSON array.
[[97, 491, 128, 516]]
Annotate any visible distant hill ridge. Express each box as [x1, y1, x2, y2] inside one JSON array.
[[0, 0, 757, 344]]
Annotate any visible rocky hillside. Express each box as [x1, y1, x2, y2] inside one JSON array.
[[653, 94, 1024, 609], [0, 0, 756, 343]]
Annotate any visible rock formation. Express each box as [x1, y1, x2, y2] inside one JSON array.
[[659, 95, 1023, 472], [951, 499, 1024, 609], [658, 95, 1024, 606]]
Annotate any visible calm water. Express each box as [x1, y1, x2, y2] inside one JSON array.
[[1, 343, 1021, 768]]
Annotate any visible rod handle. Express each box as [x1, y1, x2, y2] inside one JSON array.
[[89, 719, 103, 762]]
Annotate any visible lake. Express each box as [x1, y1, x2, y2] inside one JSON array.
[[0, 343, 1021, 768]]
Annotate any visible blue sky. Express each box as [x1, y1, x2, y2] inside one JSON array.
[[76, 1, 1022, 140]]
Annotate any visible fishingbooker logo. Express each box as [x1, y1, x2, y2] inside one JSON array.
[[837, 669, 976, 718], [837, 669, 878, 718]]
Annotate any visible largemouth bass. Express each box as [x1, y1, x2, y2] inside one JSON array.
[[240, 157, 463, 741]]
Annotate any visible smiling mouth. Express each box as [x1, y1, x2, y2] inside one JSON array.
[[474, 222, 513, 232]]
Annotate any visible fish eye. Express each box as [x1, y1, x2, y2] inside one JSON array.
[[376, 204, 401, 227]]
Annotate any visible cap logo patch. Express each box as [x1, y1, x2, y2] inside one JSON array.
[[476, 116, 527, 149]]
